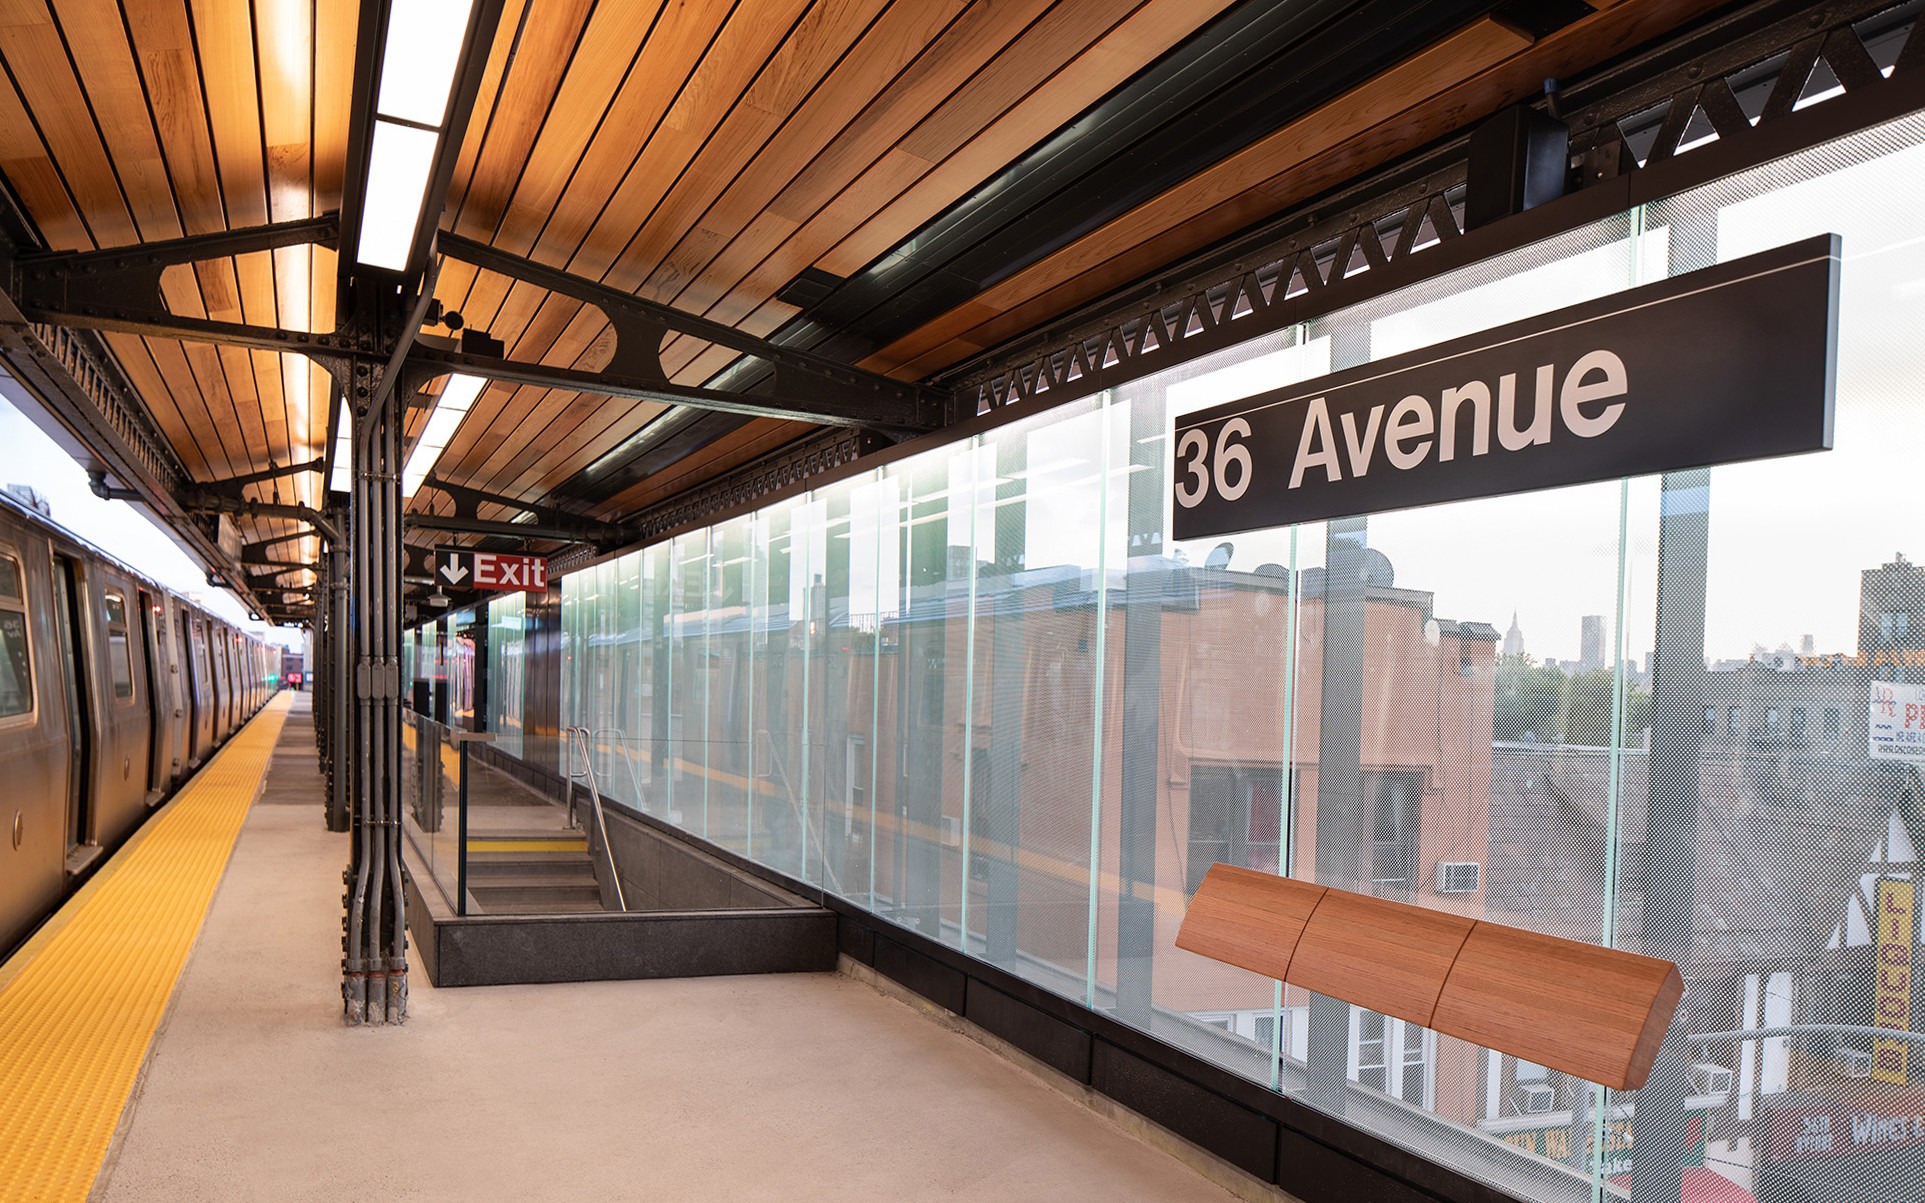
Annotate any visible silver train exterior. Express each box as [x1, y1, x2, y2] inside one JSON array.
[[0, 489, 280, 955]]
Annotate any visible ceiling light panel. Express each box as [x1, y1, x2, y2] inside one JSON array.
[[356, 120, 439, 270], [376, 0, 477, 126]]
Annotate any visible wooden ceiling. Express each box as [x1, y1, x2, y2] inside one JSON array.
[[0, 0, 1736, 598]]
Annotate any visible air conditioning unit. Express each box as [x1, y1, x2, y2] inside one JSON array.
[[1692, 1063, 1734, 1096], [1437, 861, 1482, 893], [1516, 1083, 1557, 1115], [1835, 1047, 1873, 1079], [941, 816, 963, 847]]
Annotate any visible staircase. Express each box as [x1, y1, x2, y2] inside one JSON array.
[[464, 831, 606, 914]]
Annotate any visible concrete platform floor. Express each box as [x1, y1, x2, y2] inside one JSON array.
[[93, 697, 1239, 1202]]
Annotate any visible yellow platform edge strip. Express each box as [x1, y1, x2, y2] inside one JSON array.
[[0, 692, 293, 1203]]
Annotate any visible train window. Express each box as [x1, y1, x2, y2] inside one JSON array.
[[105, 590, 134, 700], [0, 552, 30, 719]]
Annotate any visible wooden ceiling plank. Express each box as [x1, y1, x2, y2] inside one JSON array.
[[235, 248, 285, 467], [123, 1, 224, 235], [144, 333, 242, 479], [645, 0, 1166, 377], [441, 0, 527, 221], [523, 0, 735, 275], [867, 0, 1721, 377], [507, 396, 669, 499], [101, 329, 205, 476], [472, 388, 606, 494], [626, 0, 897, 301], [762, 0, 1050, 227], [864, 16, 1533, 369], [49, 0, 184, 241], [192, 0, 271, 229], [892, 0, 1143, 170], [556, 0, 811, 290], [0, 60, 89, 247], [486, 0, 665, 259], [818, 0, 1236, 278], [445, 291, 603, 484], [311, 0, 356, 212], [644, 0, 1085, 343], [450, 0, 595, 239], [598, 418, 813, 517], [0, 3, 139, 247], [255, 0, 313, 226]]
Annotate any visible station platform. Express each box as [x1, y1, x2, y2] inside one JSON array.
[[0, 693, 1250, 1202]]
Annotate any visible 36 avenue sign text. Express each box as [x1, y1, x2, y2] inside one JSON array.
[[1171, 234, 1840, 540]]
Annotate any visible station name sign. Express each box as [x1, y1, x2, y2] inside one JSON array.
[[1171, 234, 1840, 540]]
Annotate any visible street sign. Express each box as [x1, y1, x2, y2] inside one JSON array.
[[1870, 680, 1925, 760], [434, 548, 547, 592]]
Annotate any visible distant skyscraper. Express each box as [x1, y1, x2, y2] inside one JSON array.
[[1579, 615, 1605, 672], [1503, 611, 1525, 658]]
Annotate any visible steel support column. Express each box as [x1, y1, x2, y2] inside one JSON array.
[[336, 307, 414, 1024]]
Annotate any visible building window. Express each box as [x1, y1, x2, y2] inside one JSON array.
[[1703, 704, 1716, 735], [1350, 1007, 1431, 1106], [1728, 706, 1742, 734], [1824, 707, 1841, 738], [1765, 706, 1781, 733], [1186, 766, 1286, 894], [1368, 770, 1423, 898], [1792, 707, 1808, 736]]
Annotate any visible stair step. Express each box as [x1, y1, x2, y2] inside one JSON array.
[[470, 894, 608, 915], [469, 882, 606, 912], [466, 852, 596, 878], [468, 872, 599, 892]]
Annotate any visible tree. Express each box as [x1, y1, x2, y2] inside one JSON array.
[[1494, 655, 1651, 746]]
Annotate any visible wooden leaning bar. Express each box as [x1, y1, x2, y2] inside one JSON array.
[[1175, 864, 1684, 1091]]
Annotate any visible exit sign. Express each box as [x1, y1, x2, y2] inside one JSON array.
[[435, 548, 548, 592]]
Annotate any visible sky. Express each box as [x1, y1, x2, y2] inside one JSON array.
[[0, 391, 306, 652]]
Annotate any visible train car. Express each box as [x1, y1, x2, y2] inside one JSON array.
[[0, 490, 279, 956]]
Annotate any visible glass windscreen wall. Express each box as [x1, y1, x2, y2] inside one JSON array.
[[487, 591, 526, 761], [559, 112, 1925, 1202]]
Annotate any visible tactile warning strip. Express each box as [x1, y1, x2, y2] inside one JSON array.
[[0, 692, 292, 1203]]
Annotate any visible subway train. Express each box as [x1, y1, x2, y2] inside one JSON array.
[[0, 488, 281, 956]]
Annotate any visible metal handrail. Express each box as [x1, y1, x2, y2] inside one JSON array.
[[590, 726, 649, 811], [562, 725, 628, 912]]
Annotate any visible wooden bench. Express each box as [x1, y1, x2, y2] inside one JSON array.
[[1174, 863, 1683, 1091]]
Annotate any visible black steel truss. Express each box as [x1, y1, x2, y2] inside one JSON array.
[[411, 477, 623, 546], [942, 0, 1925, 417], [4, 221, 945, 433]]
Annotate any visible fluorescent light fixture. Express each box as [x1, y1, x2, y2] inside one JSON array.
[[356, 120, 439, 270], [330, 405, 353, 492], [376, 0, 476, 126], [402, 373, 486, 497]]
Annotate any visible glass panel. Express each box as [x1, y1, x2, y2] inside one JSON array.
[[514, 105, 1925, 1203], [0, 555, 21, 601]]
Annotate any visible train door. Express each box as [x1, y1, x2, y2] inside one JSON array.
[[0, 537, 64, 954], [48, 555, 93, 870], [138, 589, 173, 799], [210, 627, 231, 740], [188, 616, 213, 756]]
